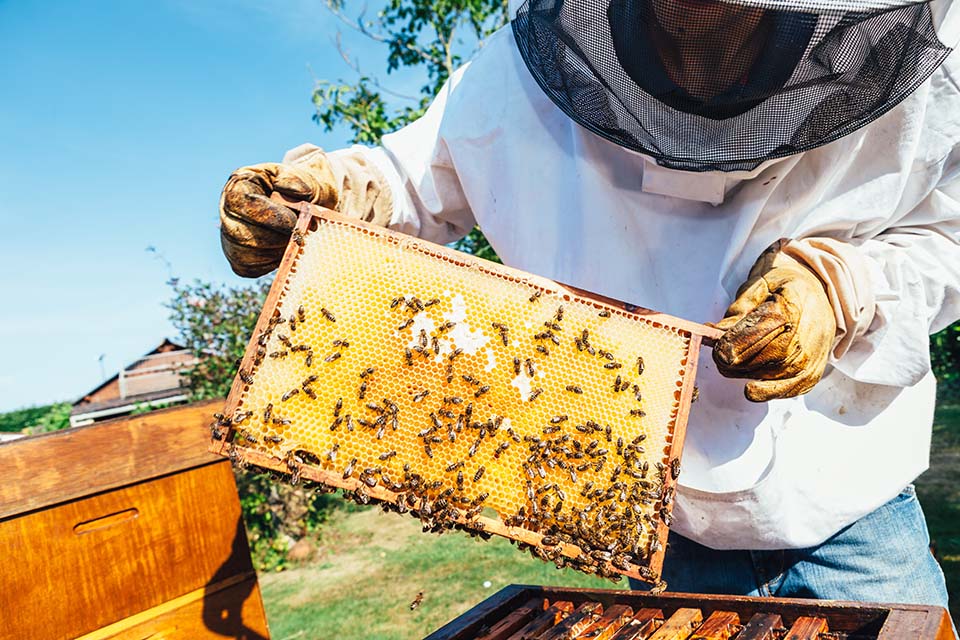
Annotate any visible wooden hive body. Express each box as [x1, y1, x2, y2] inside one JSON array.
[[214, 205, 722, 582]]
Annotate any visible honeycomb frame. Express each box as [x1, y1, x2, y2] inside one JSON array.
[[212, 204, 723, 583]]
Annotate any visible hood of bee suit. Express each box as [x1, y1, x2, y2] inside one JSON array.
[[509, 0, 958, 199]]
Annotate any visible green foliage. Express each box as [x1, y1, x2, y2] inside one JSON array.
[[0, 404, 60, 433], [932, 321, 960, 399], [1, 402, 73, 435], [315, 0, 505, 261], [165, 278, 273, 401]]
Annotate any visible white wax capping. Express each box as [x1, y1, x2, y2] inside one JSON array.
[[484, 349, 497, 373], [444, 293, 489, 355], [510, 373, 534, 399]]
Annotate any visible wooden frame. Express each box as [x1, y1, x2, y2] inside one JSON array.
[[212, 204, 725, 582], [425, 585, 956, 640]]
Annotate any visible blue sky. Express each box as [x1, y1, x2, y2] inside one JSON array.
[[0, 1, 427, 411]]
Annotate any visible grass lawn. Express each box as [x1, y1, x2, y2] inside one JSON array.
[[260, 402, 960, 638]]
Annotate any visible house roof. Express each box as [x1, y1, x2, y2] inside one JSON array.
[[72, 338, 191, 407]]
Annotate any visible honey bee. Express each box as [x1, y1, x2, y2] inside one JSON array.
[[281, 388, 300, 401], [670, 458, 681, 479], [390, 296, 403, 308], [262, 403, 274, 423], [554, 305, 564, 321], [629, 409, 646, 417], [424, 444, 434, 459], [542, 425, 560, 434], [320, 307, 336, 322], [446, 461, 464, 472], [525, 358, 535, 377], [527, 388, 543, 402], [691, 386, 700, 403], [332, 339, 350, 347], [330, 416, 343, 431], [343, 458, 357, 479], [636, 356, 645, 376], [297, 304, 306, 322], [424, 298, 440, 307], [445, 363, 454, 383], [541, 535, 559, 547], [326, 443, 340, 461], [398, 319, 414, 331], [474, 466, 485, 482], [404, 349, 414, 366], [474, 385, 490, 398], [513, 358, 521, 376], [410, 592, 424, 610], [289, 316, 297, 332], [238, 369, 254, 384], [529, 290, 542, 302], [304, 351, 314, 367], [535, 345, 549, 355], [550, 415, 568, 424], [412, 389, 429, 403], [264, 434, 283, 444], [494, 442, 510, 458], [269, 350, 288, 359], [439, 321, 456, 332], [598, 309, 611, 318], [303, 387, 317, 399], [292, 229, 305, 247], [358, 382, 368, 399], [448, 348, 463, 361], [565, 385, 583, 394], [431, 336, 440, 354]]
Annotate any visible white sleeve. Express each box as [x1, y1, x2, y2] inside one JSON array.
[[360, 67, 477, 246], [831, 163, 960, 386]]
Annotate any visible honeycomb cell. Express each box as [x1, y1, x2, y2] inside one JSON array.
[[223, 214, 697, 578]]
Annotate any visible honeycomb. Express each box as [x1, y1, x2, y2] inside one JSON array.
[[217, 209, 703, 583]]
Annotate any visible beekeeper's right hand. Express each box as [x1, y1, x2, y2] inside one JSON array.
[[219, 145, 393, 277]]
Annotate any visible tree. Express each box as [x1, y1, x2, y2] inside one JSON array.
[[314, 0, 508, 262]]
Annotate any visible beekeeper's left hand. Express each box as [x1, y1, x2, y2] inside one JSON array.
[[713, 239, 837, 402]]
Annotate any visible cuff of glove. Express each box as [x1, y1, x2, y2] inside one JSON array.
[[780, 237, 877, 359], [282, 143, 395, 227]]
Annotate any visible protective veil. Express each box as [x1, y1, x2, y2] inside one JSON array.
[[513, 0, 958, 171]]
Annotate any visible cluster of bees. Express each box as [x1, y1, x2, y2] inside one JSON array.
[[216, 290, 679, 587]]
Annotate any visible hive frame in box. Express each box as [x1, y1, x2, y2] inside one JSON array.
[[212, 204, 725, 582]]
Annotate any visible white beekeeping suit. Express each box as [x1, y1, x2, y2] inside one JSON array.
[[222, 0, 960, 550], [304, 0, 960, 549]]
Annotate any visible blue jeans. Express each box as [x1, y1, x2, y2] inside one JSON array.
[[630, 486, 950, 610]]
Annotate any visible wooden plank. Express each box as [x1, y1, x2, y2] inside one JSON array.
[[0, 398, 222, 519], [879, 607, 957, 640], [734, 613, 783, 640], [477, 598, 548, 640], [609, 608, 666, 640], [538, 601, 604, 639], [76, 576, 269, 640], [782, 616, 828, 640], [504, 602, 576, 640], [645, 608, 704, 640], [425, 585, 534, 640], [0, 461, 253, 640], [574, 604, 634, 639], [690, 611, 740, 639]]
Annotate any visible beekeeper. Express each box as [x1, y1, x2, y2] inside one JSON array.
[[219, 0, 959, 607]]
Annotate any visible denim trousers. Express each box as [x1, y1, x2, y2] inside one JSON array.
[[629, 486, 951, 612]]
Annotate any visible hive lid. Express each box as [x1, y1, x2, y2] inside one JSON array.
[[211, 205, 722, 583]]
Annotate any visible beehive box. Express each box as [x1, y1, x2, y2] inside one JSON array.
[[212, 205, 722, 584]]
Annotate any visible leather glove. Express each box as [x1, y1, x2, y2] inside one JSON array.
[[712, 239, 837, 402], [219, 145, 394, 277]]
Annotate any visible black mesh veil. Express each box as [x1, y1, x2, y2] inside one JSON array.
[[512, 0, 952, 171]]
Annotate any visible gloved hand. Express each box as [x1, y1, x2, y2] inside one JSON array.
[[219, 151, 339, 277], [713, 239, 837, 402]]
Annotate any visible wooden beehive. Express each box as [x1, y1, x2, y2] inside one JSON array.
[[0, 401, 270, 640], [426, 585, 956, 639], [212, 205, 722, 584]]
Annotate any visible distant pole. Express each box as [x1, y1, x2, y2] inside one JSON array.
[[98, 354, 106, 381]]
